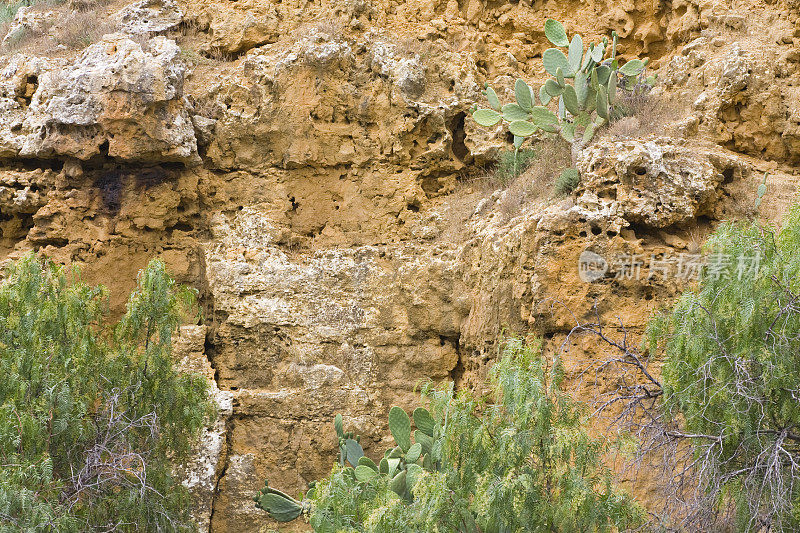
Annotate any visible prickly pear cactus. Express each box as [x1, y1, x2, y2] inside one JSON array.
[[472, 18, 653, 171], [253, 480, 305, 522], [334, 415, 365, 467], [412, 407, 436, 437], [388, 406, 412, 452], [756, 172, 768, 209], [255, 405, 447, 522]]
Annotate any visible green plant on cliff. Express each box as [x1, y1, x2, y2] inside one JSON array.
[[472, 19, 655, 192], [0, 255, 212, 532], [0, 1, 30, 24], [638, 204, 800, 531], [255, 338, 643, 531], [494, 147, 538, 186]]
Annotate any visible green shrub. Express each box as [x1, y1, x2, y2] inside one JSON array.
[[256, 338, 643, 532], [554, 167, 580, 195], [0, 254, 212, 532], [493, 148, 537, 186], [646, 205, 800, 530]]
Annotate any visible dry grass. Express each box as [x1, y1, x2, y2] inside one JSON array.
[[52, 10, 114, 50], [66, 0, 109, 11], [492, 148, 537, 187], [436, 137, 572, 243], [435, 172, 494, 243], [2, 24, 51, 55], [604, 91, 688, 140], [175, 19, 232, 67], [0, 0, 116, 56]]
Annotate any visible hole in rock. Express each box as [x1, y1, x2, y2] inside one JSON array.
[[19, 75, 38, 106], [722, 167, 735, 183], [447, 112, 469, 161]]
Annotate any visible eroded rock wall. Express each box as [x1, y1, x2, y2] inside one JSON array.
[[1, 0, 799, 530]]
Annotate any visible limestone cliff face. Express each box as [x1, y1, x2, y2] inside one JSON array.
[[1, 0, 799, 530]]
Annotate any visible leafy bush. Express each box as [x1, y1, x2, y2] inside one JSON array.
[[0, 255, 212, 532], [646, 205, 800, 530], [493, 148, 537, 186], [256, 338, 643, 532]]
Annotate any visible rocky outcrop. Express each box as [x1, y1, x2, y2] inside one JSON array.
[[173, 325, 233, 533], [0, 34, 198, 165], [201, 28, 481, 175], [182, 0, 709, 68], [574, 138, 742, 229], [0, 167, 53, 248], [1, 0, 799, 530], [455, 136, 751, 341], [664, 24, 800, 163], [115, 0, 184, 35], [185, 28, 489, 252]]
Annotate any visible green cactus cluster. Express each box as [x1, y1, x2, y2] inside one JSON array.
[[370, 406, 442, 500], [335, 413, 365, 467], [253, 480, 307, 522], [472, 19, 655, 164], [255, 406, 444, 521], [324, 406, 443, 502]]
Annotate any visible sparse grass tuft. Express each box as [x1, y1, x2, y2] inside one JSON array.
[[497, 137, 572, 221], [605, 91, 687, 140], [493, 148, 537, 187], [0, 0, 110, 55], [52, 10, 113, 50], [0, 1, 29, 24]]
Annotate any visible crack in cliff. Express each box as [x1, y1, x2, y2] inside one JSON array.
[[206, 415, 233, 533], [195, 249, 234, 533]]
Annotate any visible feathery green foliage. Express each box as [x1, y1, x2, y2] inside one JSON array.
[[257, 338, 643, 531], [0, 254, 212, 532], [646, 206, 800, 530]]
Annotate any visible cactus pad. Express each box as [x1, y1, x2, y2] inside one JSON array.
[[388, 406, 412, 452], [412, 407, 436, 437]]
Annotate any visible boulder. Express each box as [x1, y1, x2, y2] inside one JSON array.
[[0, 34, 199, 165], [575, 137, 738, 228], [115, 0, 184, 35]]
